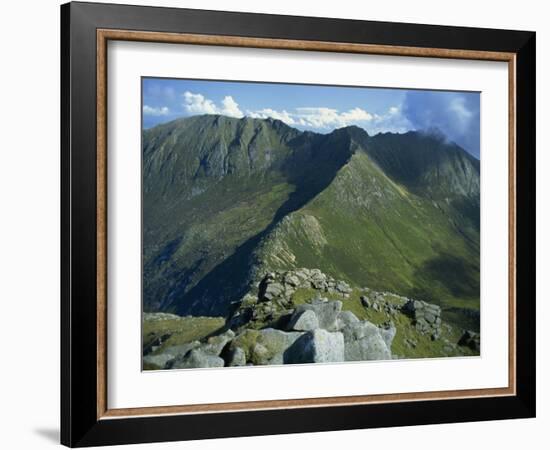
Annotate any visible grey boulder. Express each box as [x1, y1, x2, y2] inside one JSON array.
[[336, 310, 360, 329], [169, 349, 225, 369], [201, 329, 235, 356], [143, 353, 176, 369], [341, 321, 392, 361], [247, 328, 305, 365], [293, 299, 342, 331], [286, 329, 345, 363], [263, 282, 285, 300], [287, 309, 320, 331], [226, 346, 247, 367], [379, 323, 397, 350]]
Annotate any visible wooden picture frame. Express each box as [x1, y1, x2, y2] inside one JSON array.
[[61, 1, 535, 447]]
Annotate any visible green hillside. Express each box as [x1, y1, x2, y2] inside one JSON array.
[[142, 115, 480, 330], [254, 145, 480, 319]]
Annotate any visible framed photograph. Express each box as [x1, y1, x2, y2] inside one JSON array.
[[61, 1, 536, 447]]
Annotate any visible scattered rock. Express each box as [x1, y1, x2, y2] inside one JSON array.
[[283, 273, 301, 287], [143, 312, 183, 322], [142, 353, 176, 369], [262, 282, 285, 301], [335, 280, 353, 295], [360, 295, 371, 308], [169, 349, 225, 369], [443, 344, 455, 354], [458, 330, 480, 352], [148, 267, 471, 369], [402, 299, 442, 339]]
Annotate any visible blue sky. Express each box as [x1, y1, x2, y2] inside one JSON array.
[[142, 78, 480, 158]]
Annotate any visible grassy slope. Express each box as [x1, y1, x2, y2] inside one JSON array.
[[143, 116, 356, 315], [143, 316, 225, 355], [255, 149, 480, 329], [143, 117, 479, 331], [142, 116, 301, 312]]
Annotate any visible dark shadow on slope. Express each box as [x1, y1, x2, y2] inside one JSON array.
[[450, 196, 480, 232], [410, 251, 480, 304], [175, 129, 359, 317]]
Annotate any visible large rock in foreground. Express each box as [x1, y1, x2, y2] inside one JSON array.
[[169, 349, 225, 369], [286, 329, 345, 363], [290, 298, 342, 331], [229, 328, 305, 365], [287, 309, 319, 331], [341, 321, 392, 361]]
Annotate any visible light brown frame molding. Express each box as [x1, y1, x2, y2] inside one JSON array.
[[96, 29, 517, 420]]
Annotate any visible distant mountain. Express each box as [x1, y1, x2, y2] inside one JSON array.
[[142, 115, 480, 325]]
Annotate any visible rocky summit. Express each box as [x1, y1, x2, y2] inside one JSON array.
[[143, 268, 480, 369]]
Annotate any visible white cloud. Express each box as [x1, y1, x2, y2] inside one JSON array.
[[183, 91, 243, 118], [246, 104, 410, 135], [276, 106, 376, 129], [180, 91, 411, 135], [340, 107, 374, 122], [183, 91, 218, 115], [219, 96, 243, 118], [247, 108, 297, 125], [143, 105, 170, 116], [366, 105, 412, 135]]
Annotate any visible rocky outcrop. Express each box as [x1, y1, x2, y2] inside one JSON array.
[[401, 299, 442, 340], [257, 269, 355, 304], [148, 298, 395, 369], [164, 330, 234, 369], [143, 268, 478, 370], [458, 330, 480, 351], [360, 290, 406, 316]]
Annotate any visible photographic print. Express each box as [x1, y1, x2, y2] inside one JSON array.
[[141, 78, 481, 370]]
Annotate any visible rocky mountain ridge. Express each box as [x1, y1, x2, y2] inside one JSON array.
[[143, 115, 480, 330]]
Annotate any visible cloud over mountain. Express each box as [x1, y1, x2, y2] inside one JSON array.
[[142, 80, 480, 158], [183, 91, 244, 118], [143, 105, 170, 116], [402, 91, 480, 157]]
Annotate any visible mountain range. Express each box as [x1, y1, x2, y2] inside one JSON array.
[[142, 114, 480, 328]]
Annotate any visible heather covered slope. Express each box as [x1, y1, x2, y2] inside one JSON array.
[[142, 115, 480, 330]]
